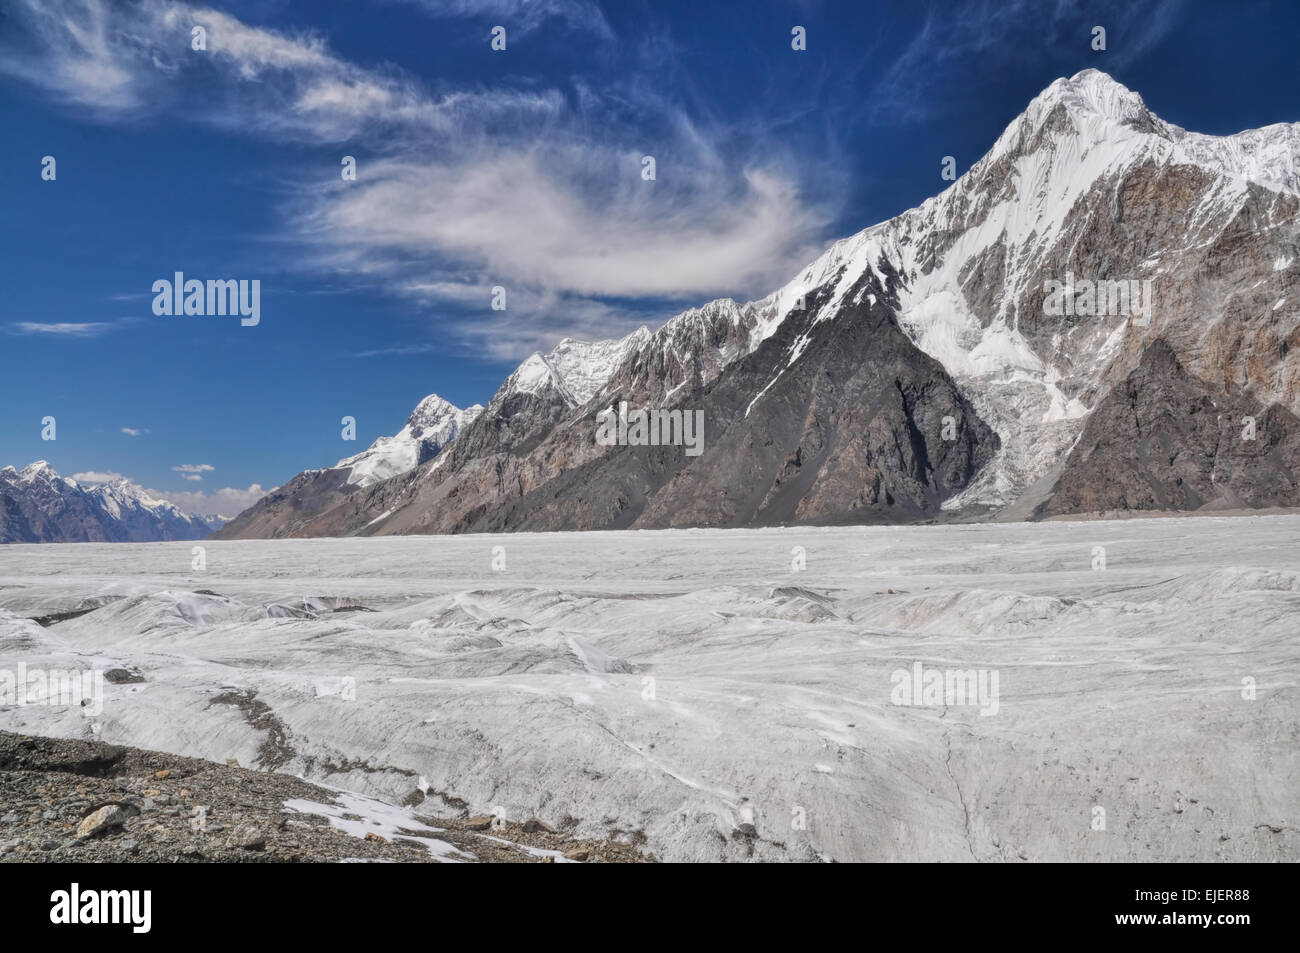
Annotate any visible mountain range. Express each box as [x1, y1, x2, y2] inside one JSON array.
[[0, 462, 221, 543], [31, 69, 1300, 542]]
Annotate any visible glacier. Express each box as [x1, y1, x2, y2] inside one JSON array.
[[2, 514, 1297, 861]]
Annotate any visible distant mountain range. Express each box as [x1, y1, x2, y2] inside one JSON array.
[[0, 462, 223, 543]]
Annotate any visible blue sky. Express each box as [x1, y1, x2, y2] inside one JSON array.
[[2, 0, 1298, 514]]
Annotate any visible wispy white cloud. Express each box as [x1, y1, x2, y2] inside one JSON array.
[[121, 427, 146, 437], [9, 321, 115, 337], [70, 470, 127, 483], [172, 463, 214, 481], [305, 154, 826, 301], [8, 317, 139, 337], [355, 343, 440, 359], [0, 0, 564, 136], [0, 0, 831, 359], [0, 0, 140, 109]]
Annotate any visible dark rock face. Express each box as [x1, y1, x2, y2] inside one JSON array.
[[478, 264, 997, 532], [1037, 340, 1300, 516]]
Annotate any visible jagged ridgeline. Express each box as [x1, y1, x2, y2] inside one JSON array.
[[214, 69, 1300, 538]]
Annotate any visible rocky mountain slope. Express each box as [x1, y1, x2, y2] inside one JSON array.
[[213, 394, 482, 540], [0, 463, 214, 543], [479, 264, 996, 531], [213, 335, 647, 539], [216, 69, 1300, 539]]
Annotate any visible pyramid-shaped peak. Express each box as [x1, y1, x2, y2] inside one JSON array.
[[406, 393, 462, 427], [410, 393, 457, 414], [1032, 69, 1149, 123], [1064, 68, 1131, 91], [19, 460, 56, 479], [976, 69, 1158, 169]]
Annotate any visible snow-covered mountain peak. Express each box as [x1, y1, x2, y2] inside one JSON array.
[[980, 69, 1299, 197], [336, 394, 481, 487], [505, 352, 572, 401], [85, 478, 182, 519], [544, 329, 650, 405], [972, 72, 1155, 197], [493, 328, 652, 409], [405, 394, 467, 435], [646, 297, 749, 355], [683, 297, 744, 323], [18, 460, 57, 482], [1033, 69, 1150, 125]]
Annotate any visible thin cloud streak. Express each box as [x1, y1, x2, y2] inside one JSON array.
[[355, 344, 440, 358], [392, 0, 615, 39], [9, 321, 115, 337]]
